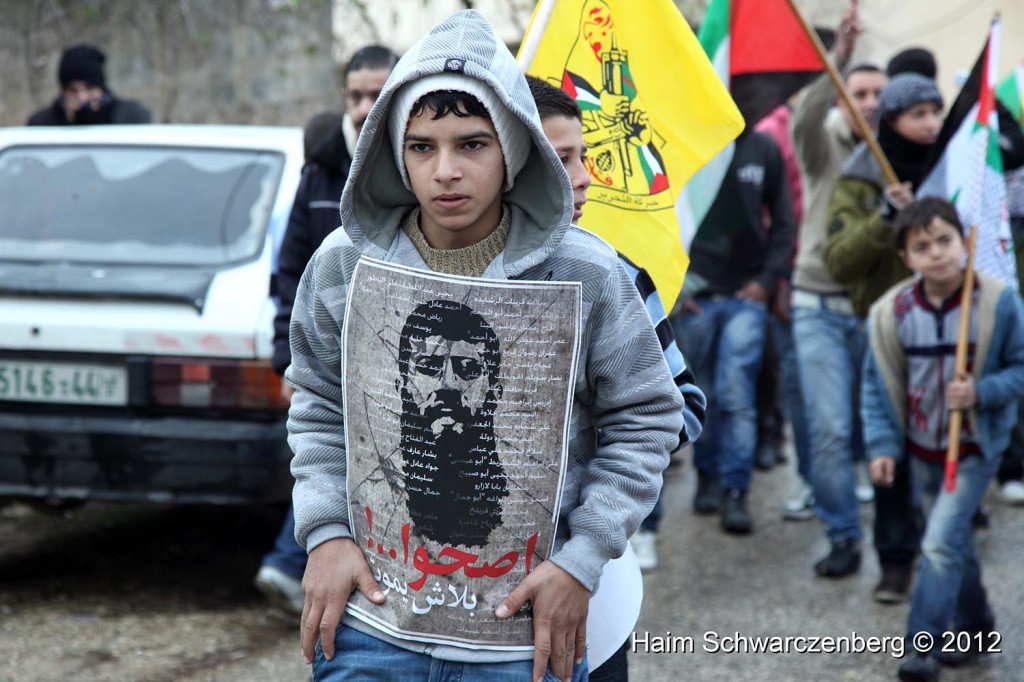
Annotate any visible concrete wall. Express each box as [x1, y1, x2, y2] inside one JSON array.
[[0, 0, 340, 128]]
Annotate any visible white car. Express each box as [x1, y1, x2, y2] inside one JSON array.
[[0, 125, 304, 505]]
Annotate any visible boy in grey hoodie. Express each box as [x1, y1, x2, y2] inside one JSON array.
[[285, 11, 683, 682]]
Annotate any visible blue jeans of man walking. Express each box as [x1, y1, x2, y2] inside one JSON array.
[[770, 316, 812, 481], [906, 455, 998, 648], [792, 304, 865, 544], [674, 297, 766, 492]]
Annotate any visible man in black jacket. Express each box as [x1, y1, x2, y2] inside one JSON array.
[[27, 44, 150, 125], [256, 44, 399, 615], [270, 44, 400, 381], [671, 129, 796, 536]]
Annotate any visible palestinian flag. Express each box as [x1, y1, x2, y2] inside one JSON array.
[[997, 61, 1024, 128], [698, 0, 825, 127], [678, 0, 823, 285], [919, 17, 1016, 287]]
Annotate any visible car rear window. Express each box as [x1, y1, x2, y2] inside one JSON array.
[[0, 144, 285, 266]]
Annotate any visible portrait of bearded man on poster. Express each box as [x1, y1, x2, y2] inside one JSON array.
[[396, 299, 510, 548]]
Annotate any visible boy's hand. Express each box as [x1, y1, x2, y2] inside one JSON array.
[[870, 456, 896, 487], [735, 281, 768, 303], [835, 1, 862, 63], [496, 561, 590, 682], [947, 372, 977, 410], [300, 538, 384, 664], [884, 182, 914, 213]]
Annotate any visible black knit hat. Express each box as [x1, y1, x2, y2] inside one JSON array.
[[886, 47, 937, 79], [879, 73, 943, 122], [58, 44, 107, 89]]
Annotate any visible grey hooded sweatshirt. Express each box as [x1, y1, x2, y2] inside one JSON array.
[[285, 9, 684, 662]]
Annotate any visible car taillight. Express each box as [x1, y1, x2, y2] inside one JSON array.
[[151, 357, 289, 411]]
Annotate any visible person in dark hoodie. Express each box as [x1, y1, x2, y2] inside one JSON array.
[[26, 44, 150, 125], [286, 10, 682, 682], [254, 44, 400, 616], [671, 126, 796, 536]]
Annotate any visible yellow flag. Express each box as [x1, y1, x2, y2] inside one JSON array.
[[519, 0, 743, 310]]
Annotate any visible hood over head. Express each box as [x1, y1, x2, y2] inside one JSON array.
[[338, 9, 573, 277]]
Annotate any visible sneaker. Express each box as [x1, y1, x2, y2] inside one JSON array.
[[1000, 480, 1024, 505], [721, 489, 753, 534], [856, 463, 875, 503], [782, 482, 815, 521], [873, 565, 913, 604], [254, 565, 304, 615], [693, 470, 723, 515], [897, 654, 939, 682], [629, 530, 659, 571], [814, 539, 860, 578]]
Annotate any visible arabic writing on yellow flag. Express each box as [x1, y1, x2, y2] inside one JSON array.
[[519, 0, 743, 309]]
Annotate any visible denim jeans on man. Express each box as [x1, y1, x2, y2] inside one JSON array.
[[770, 316, 812, 481], [262, 504, 307, 579], [314, 625, 589, 681], [906, 455, 998, 647], [673, 297, 766, 492], [792, 304, 864, 544]]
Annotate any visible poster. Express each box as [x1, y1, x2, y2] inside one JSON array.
[[342, 257, 582, 650]]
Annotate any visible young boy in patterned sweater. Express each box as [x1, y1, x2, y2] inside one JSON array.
[[861, 197, 1024, 681]]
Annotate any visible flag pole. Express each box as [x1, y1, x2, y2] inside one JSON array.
[[944, 224, 978, 492], [517, 0, 558, 72], [784, 0, 900, 186]]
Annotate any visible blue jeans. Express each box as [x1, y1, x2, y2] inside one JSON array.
[[262, 504, 307, 579], [673, 297, 766, 492], [314, 625, 589, 682], [906, 456, 998, 646], [770, 317, 812, 482], [640, 493, 662, 533], [792, 306, 865, 544]]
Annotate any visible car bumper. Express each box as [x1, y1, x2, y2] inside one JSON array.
[[0, 412, 293, 505]]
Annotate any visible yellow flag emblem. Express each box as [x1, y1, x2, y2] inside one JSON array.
[[521, 0, 743, 309]]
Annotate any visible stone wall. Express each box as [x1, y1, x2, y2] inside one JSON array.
[[0, 0, 340, 128]]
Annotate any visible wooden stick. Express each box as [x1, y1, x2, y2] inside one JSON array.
[[784, 0, 900, 186], [944, 224, 978, 492], [516, 0, 558, 72]]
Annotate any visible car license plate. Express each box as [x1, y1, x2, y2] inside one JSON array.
[[0, 360, 128, 406]]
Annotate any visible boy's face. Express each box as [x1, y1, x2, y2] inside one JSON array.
[[892, 101, 942, 145], [541, 114, 590, 221], [900, 216, 965, 287], [403, 107, 505, 249]]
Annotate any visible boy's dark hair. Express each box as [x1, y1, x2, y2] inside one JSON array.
[[525, 75, 581, 122], [345, 45, 400, 77], [894, 196, 965, 249], [410, 90, 490, 121]]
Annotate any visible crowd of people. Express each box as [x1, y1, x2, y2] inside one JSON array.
[[25, 3, 1024, 682]]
